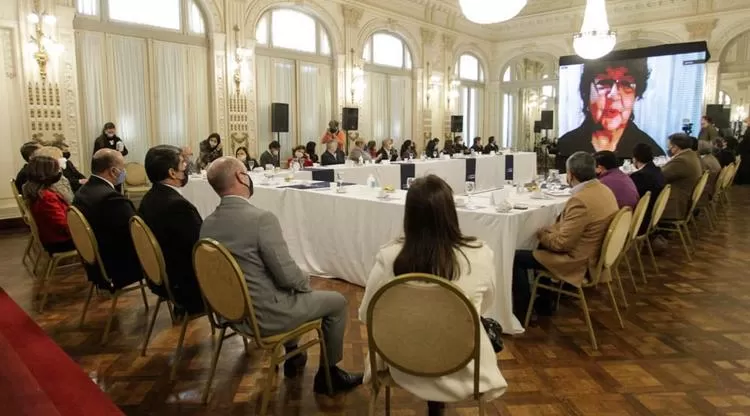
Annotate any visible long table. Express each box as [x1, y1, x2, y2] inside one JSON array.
[[292, 152, 537, 194], [182, 175, 565, 334]]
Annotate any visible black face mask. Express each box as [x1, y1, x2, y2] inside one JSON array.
[[329, 127, 337, 134], [179, 170, 189, 187], [62, 151, 71, 159]]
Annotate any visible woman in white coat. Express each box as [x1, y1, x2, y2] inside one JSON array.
[[359, 174, 507, 415]]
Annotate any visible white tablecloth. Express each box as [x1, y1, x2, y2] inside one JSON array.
[[183, 175, 565, 334]]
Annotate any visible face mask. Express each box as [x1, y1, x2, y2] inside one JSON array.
[[106, 133, 115, 138], [271, 150, 279, 156], [179, 169, 188, 187], [62, 151, 71, 159], [329, 127, 337, 134], [114, 167, 126, 185], [57, 158, 67, 170], [238, 155, 247, 161], [295, 151, 303, 158], [242, 172, 254, 198]]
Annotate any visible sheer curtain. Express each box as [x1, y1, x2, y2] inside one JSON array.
[[111, 35, 150, 164], [256, 55, 272, 154], [273, 60, 294, 159], [389, 75, 412, 142], [153, 41, 186, 148], [186, 46, 210, 150], [369, 72, 389, 142], [298, 63, 332, 145], [76, 31, 107, 155]]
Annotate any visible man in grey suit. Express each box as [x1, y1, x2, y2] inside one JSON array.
[[200, 157, 362, 395]]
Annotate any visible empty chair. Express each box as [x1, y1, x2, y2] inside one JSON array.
[[656, 171, 709, 261], [633, 185, 671, 274], [619, 191, 651, 288]]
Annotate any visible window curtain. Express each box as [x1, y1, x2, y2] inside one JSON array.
[[256, 56, 296, 160], [110, 35, 150, 164], [76, 31, 107, 156], [298, 62, 332, 147], [153, 40, 186, 148], [389, 75, 412, 142], [186, 46, 210, 151], [363, 71, 410, 146], [256, 55, 272, 156]]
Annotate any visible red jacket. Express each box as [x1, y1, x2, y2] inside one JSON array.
[[29, 189, 71, 244], [287, 157, 314, 168]]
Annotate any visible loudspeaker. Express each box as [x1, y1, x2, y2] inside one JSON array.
[[706, 104, 730, 129], [450, 115, 464, 133], [342, 107, 359, 131], [271, 103, 289, 133], [540, 110, 554, 130], [533, 121, 542, 133]]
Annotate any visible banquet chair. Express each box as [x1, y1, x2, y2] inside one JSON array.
[[524, 207, 633, 350], [66, 206, 149, 344], [23, 201, 80, 312], [365, 273, 486, 416], [129, 216, 212, 381], [701, 165, 730, 227], [123, 162, 151, 200], [11, 178, 41, 276], [656, 171, 709, 262], [633, 185, 671, 274], [618, 191, 651, 289], [719, 162, 737, 208], [192, 238, 332, 413]]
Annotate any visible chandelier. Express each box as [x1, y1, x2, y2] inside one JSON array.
[[573, 0, 616, 60], [459, 0, 527, 24]]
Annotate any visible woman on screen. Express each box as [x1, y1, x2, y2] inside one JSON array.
[[558, 59, 665, 158]]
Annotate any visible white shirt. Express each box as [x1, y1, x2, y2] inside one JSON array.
[[91, 174, 114, 189], [163, 183, 183, 196]]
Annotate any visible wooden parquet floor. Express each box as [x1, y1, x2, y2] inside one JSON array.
[[3, 188, 750, 415]]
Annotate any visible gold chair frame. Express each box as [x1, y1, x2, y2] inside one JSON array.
[[11, 178, 42, 276], [619, 191, 651, 289], [192, 238, 332, 414], [66, 206, 149, 344], [632, 185, 671, 275], [129, 216, 212, 381], [656, 171, 709, 262], [123, 162, 151, 200], [365, 273, 486, 416], [701, 165, 730, 228], [524, 208, 633, 350]]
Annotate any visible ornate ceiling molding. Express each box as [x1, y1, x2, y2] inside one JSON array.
[[342, 5, 364, 28], [685, 18, 718, 41], [421, 27, 436, 47]]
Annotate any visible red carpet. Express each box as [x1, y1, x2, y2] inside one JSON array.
[[0, 289, 123, 416]]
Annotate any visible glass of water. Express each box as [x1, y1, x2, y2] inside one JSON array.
[[465, 181, 476, 205], [248, 160, 255, 171], [406, 177, 415, 189]]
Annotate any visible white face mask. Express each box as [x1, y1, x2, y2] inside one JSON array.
[[295, 151, 303, 158], [57, 158, 67, 170], [238, 154, 247, 161]]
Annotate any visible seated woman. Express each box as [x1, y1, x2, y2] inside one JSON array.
[[32, 146, 75, 203], [377, 138, 399, 163], [287, 145, 314, 168], [359, 175, 507, 416], [366, 140, 379, 160], [425, 138, 440, 158], [400, 139, 416, 160], [198, 133, 223, 169], [235, 146, 259, 171], [349, 139, 372, 163], [53, 143, 87, 192], [22, 155, 75, 254], [305, 141, 319, 164]]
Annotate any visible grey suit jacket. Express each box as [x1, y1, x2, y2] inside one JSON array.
[[662, 149, 702, 220], [199, 196, 312, 334]]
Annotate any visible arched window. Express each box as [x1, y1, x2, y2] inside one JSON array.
[[360, 32, 413, 143], [719, 90, 732, 105], [453, 54, 485, 141], [255, 8, 333, 162], [74, 0, 210, 165]]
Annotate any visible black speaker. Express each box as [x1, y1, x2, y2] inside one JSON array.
[[450, 115, 463, 133], [342, 107, 359, 130], [271, 103, 289, 133], [706, 104, 730, 129], [533, 121, 542, 133], [540, 110, 554, 130]]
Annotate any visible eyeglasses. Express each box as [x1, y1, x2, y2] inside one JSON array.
[[593, 79, 636, 94]]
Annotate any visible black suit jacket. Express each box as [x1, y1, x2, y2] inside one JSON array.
[[630, 162, 666, 235], [15, 164, 30, 193], [63, 161, 86, 193], [321, 150, 345, 166], [72, 175, 141, 289], [558, 121, 665, 158], [483, 143, 499, 154], [138, 183, 204, 313], [716, 149, 735, 167]]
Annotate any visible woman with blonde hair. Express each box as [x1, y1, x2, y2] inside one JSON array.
[[32, 146, 75, 203]]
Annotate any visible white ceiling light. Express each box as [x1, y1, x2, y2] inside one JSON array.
[[459, 0, 527, 25], [573, 0, 617, 60]]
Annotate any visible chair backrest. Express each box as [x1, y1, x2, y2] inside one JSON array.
[[22, 200, 43, 248], [687, 171, 710, 218], [124, 162, 148, 187], [129, 216, 172, 297], [714, 165, 730, 195], [722, 163, 736, 190], [628, 191, 651, 242], [648, 184, 671, 232], [193, 238, 260, 338], [66, 206, 111, 283], [10, 179, 29, 224], [590, 208, 633, 284], [366, 273, 480, 394]]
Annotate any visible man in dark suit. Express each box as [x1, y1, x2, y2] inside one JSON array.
[[73, 149, 142, 289], [321, 140, 345, 166], [138, 145, 204, 315], [15, 141, 41, 193], [629, 143, 665, 234]]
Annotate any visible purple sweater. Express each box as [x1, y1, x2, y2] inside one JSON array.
[[599, 168, 640, 208]]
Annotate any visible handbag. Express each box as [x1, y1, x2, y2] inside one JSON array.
[[480, 317, 504, 353]]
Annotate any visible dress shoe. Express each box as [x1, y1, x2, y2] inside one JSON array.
[[313, 366, 363, 395], [283, 352, 307, 378], [428, 401, 445, 416]]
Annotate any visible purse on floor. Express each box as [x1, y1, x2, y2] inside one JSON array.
[[480, 317, 504, 353]]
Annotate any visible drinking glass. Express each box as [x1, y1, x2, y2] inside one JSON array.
[[465, 181, 476, 205], [248, 160, 255, 171], [406, 177, 415, 189]]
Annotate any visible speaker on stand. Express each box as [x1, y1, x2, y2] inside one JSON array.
[[271, 103, 289, 152], [450, 115, 463, 146]]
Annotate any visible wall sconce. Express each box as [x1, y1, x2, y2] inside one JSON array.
[[446, 66, 460, 109], [232, 24, 252, 95], [350, 48, 365, 105], [425, 62, 441, 106], [27, 0, 63, 83]]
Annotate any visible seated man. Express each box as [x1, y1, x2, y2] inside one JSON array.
[[73, 149, 142, 289], [200, 157, 362, 395], [321, 140, 345, 166], [661, 133, 702, 220], [138, 145, 204, 315], [697, 140, 721, 202], [348, 139, 372, 163], [15, 141, 41, 193], [630, 143, 665, 235], [594, 150, 639, 208], [512, 152, 618, 319], [259, 140, 281, 168]]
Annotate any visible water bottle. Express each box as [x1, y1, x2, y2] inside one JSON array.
[[336, 171, 344, 190], [292, 160, 300, 172], [366, 174, 376, 189], [358, 155, 364, 166]]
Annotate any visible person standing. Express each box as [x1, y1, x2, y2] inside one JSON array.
[[698, 116, 720, 143], [93, 122, 129, 157], [321, 120, 345, 151]]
